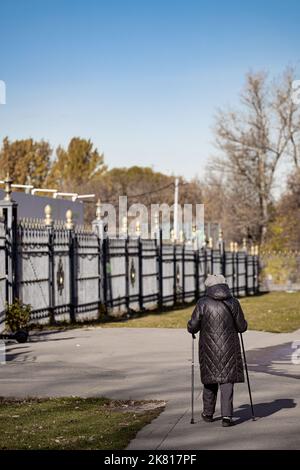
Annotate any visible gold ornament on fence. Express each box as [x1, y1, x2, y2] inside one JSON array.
[[65, 209, 74, 230], [44, 204, 53, 227]]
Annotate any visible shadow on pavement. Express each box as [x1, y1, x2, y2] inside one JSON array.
[[29, 336, 77, 343], [28, 330, 78, 342], [233, 398, 297, 424], [246, 342, 300, 380]]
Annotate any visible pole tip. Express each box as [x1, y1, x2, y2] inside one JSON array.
[[190, 419, 195, 424]]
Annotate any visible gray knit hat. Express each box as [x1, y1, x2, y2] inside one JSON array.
[[204, 274, 227, 288]]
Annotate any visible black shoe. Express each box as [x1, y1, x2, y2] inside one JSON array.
[[222, 417, 234, 427], [201, 412, 214, 423]]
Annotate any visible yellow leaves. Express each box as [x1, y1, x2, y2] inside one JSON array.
[[0, 137, 106, 194], [0, 137, 52, 187], [46, 137, 106, 191]]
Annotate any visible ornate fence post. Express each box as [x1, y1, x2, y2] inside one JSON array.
[[249, 245, 254, 294], [254, 245, 259, 294], [125, 235, 129, 312], [157, 227, 163, 309], [207, 236, 213, 274], [92, 199, 111, 314], [204, 242, 208, 278], [243, 238, 249, 296], [229, 241, 235, 295], [219, 229, 226, 276], [173, 240, 177, 305], [0, 174, 18, 305], [92, 199, 105, 314], [65, 209, 76, 323], [92, 199, 107, 239], [138, 235, 144, 311], [44, 204, 55, 324], [194, 245, 199, 301], [102, 238, 109, 313], [234, 242, 239, 296], [182, 242, 185, 304]]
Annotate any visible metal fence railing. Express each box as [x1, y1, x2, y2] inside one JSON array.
[[0, 200, 260, 330], [103, 232, 259, 316]]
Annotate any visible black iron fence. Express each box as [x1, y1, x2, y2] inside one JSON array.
[[104, 232, 259, 315], [0, 195, 260, 330]]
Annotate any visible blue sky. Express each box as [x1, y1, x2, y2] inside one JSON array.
[[0, 0, 300, 181]]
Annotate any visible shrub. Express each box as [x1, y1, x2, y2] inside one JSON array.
[[6, 299, 31, 333]]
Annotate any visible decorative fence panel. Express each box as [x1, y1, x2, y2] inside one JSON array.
[[211, 249, 223, 276], [52, 228, 72, 323], [175, 244, 184, 304], [226, 251, 234, 292], [247, 257, 254, 294], [161, 244, 175, 306], [75, 230, 100, 321], [183, 245, 196, 303], [17, 222, 50, 324], [127, 239, 140, 311], [106, 238, 127, 314], [141, 239, 158, 309], [237, 252, 247, 297]]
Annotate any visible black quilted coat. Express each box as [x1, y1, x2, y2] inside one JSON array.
[[187, 283, 248, 384]]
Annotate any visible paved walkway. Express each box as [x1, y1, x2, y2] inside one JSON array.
[[0, 327, 300, 449]]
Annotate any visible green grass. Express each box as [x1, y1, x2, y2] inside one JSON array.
[[0, 397, 164, 450], [240, 291, 300, 333], [101, 292, 300, 333]]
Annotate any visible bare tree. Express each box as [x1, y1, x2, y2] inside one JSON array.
[[274, 69, 300, 168], [212, 68, 300, 244], [202, 169, 261, 245]]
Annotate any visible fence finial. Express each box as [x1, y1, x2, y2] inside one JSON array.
[[254, 244, 259, 256], [122, 215, 127, 236], [234, 242, 238, 253], [96, 199, 101, 221], [135, 220, 141, 236], [218, 228, 224, 252], [4, 173, 12, 202], [230, 241, 234, 252], [242, 238, 247, 252], [44, 204, 53, 227], [65, 209, 74, 230]]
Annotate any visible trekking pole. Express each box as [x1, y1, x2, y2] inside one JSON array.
[[190, 334, 195, 424], [240, 333, 255, 421]]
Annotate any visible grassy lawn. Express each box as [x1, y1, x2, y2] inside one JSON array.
[[101, 292, 300, 333], [0, 397, 164, 450]]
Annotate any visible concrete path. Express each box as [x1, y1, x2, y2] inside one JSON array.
[[0, 327, 300, 449]]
